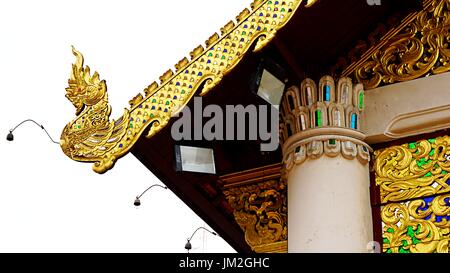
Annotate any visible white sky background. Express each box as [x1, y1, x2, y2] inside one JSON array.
[[0, 0, 246, 253]]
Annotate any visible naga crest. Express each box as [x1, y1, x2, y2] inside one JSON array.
[[66, 46, 108, 116]]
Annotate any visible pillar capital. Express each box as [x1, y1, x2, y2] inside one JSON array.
[[280, 76, 371, 170], [281, 76, 373, 252]]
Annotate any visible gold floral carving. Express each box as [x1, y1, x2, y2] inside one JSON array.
[[341, 0, 450, 89], [223, 179, 287, 253], [374, 135, 450, 204], [381, 194, 450, 253], [60, 0, 318, 173]]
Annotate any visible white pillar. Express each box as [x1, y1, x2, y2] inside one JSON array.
[[287, 149, 373, 252], [280, 76, 373, 253]]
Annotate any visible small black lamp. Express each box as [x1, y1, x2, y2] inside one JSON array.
[[6, 131, 14, 141]]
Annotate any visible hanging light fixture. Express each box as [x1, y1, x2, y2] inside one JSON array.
[[134, 184, 168, 206], [184, 227, 218, 253], [6, 119, 59, 144]]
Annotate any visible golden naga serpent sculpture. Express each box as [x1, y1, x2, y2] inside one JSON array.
[[60, 0, 319, 173]]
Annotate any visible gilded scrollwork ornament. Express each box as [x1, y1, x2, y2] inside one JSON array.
[[381, 193, 450, 253], [374, 135, 450, 203], [376, 135, 450, 253], [341, 0, 450, 89], [223, 179, 287, 252]]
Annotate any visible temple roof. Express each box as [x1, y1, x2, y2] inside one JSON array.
[[61, 0, 422, 252], [130, 0, 419, 252]]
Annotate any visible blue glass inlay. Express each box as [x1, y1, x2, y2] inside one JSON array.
[[257, 26, 261, 31], [417, 198, 431, 211], [446, 179, 450, 186], [189, 85, 193, 89], [273, 14, 277, 18], [244, 25, 248, 28], [259, 13, 263, 16], [417, 195, 450, 221], [198, 72, 202, 76], [173, 96, 177, 99], [445, 197, 450, 206], [223, 49, 227, 53], [185, 70, 189, 74], [240, 38, 245, 42], [138, 105, 142, 108], [143, 120, 146, 123], [350, 113, 357, 129], [207, 60, 211, 64], [151, 106, 155, 110], [176, 82, 180, 86], [130, 118, 134, 121], [323, 85, 331, 101], [119, 144, 123, 148], [275, 1, 279, 4], [164, 109, 168, 112]]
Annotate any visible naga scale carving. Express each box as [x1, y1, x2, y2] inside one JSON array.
[[60, 0, 318, 173], [336, 0, 450, 90]]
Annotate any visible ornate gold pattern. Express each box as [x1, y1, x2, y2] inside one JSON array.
[[374, 135, 450, 204], [381, 194, 450, 253], [340, 0, 450, 89], [223, 179, 287, 253], [60, 0, 318, 173]]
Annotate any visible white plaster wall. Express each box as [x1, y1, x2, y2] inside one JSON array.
[[287, 156, 373, 252]]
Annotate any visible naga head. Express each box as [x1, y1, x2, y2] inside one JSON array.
[[61, 47, 113, 162], [66, 46, 108, 115]]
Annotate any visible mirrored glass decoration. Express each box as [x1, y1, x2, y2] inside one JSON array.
[[374, 135, 450, 253]]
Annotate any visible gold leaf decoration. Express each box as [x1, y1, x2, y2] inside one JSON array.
[[341, 0, 450, 89], [223, 179, 287, 252], [375, 134, 450, 253], [381, 194, 450, 253], [60, 0, 317, 173], [61, 47, 130, 174], [374, 135, 450, 203]]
